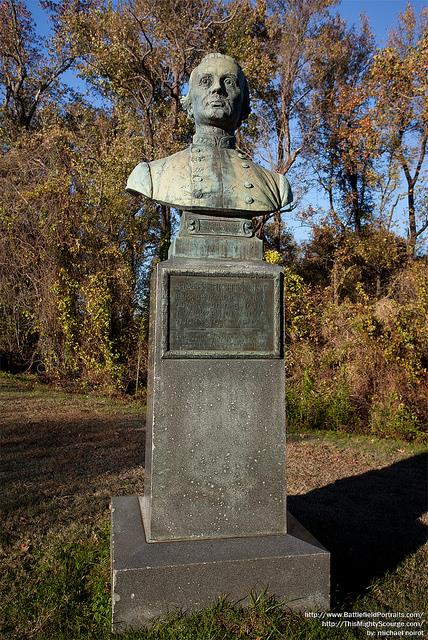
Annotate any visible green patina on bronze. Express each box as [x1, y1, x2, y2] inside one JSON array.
[[126, 53, 293, 217]]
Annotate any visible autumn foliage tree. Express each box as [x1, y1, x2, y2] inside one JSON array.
[[0, 0, 427, 433], [369, 5, 428, 256], [0, 0, 153, 387], [299, 15, 378, 234], [0, 0, 74, 137]]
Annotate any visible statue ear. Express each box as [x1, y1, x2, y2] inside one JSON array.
[[180, 95, 194, 121]]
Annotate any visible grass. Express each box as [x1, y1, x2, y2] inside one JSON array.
[[1, 374, 427, 639]]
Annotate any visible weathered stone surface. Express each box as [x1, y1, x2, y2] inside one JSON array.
[[143, 258, 286, 542], [169, 212, 263, 261], [111, 496, 330, 633], [169, 232, 263, 261]]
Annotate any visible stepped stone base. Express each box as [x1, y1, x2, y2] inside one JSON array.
[[111, 496, 330, 633]]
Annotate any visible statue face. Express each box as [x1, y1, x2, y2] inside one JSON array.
[[190, 57, 244, 132]]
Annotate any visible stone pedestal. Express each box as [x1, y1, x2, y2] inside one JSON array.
[[111, 212, 330, 631], [169, 211, 263, 261], [111, 497, 330, 632], [143, 257, 286, 542]]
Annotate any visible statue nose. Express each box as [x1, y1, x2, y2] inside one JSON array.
[[210, 79, 223, 94]]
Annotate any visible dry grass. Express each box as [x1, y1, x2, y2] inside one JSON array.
[[0, 374, 427, 638], [0, 376, 145, 555]]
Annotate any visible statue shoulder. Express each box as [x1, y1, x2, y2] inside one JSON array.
[[276, 172, 293, 209], [126, 149, 190, 199], [245, 157, 293, 211], [126, 162, 152, 198]]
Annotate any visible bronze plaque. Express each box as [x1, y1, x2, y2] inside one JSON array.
[[167, 274, 277, 356], [188, 216, 252, 237]]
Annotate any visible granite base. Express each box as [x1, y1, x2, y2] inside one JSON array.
[[111, 496, 330, 633]]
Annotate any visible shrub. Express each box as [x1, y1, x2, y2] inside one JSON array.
[[284, 257, 428, 441], [286, 369, 356, 433]]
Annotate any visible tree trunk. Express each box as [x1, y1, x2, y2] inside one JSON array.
[[159, 204, 171, 261], [255, 214, 268, 242], [407, 185, 416, 258], [273, 211, 282, 252], [348, 172, 361, 235], [332, 260, 339, 305]]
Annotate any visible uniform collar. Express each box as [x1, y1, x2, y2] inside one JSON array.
[[192, 133, 236, 149]]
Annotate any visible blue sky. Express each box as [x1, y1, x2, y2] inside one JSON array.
[[337, 0, 426, 46]]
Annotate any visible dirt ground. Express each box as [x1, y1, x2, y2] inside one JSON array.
[[0, 376, 426, 606]]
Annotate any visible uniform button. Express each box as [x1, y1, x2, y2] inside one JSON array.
[[241, 163, 250, 168], [245, 196, 254, 204], [244, 182, 253, 188], [238, 153, 246, 158], [193, 189, 203, 199], [194, 176, 203, 182]]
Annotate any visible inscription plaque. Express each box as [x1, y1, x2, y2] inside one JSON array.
[[165, 273, 280, 358], [187, 215, 253, 237]]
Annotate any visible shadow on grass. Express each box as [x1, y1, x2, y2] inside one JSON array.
[[288, 451, 428, 606], [0, 410, 145, 547]]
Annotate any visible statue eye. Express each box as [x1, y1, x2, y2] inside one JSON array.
[[224, 77, 236, 87], [200, 76, 212, 87]]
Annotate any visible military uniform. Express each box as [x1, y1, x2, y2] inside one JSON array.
[[126, 134, 292, 216]]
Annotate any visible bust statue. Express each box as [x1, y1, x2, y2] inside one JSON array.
[[126, 53, 292, 218]]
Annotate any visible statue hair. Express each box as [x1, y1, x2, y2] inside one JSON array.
[[180, 53, 251, 128]]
